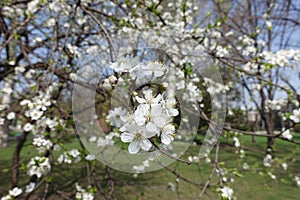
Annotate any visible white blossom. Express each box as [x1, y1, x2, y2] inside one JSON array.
[[85, 154, 96, 161], [69, 149, 80, 158], [290, 109, 300, 123], [70, 73, 78, 81], [0, 118, 5, 125], [120, 123, 154, 154], [263, 154, 272, 167], [29, 109, 44, 120], [281, 163, 288, 170], [25, 182, 36, 193], [160, 123, 175, 145], [45, 18, 56, 27], [106, 107, 127, 128], [220, 186, 234, 200], [7, 112, 15, 120], [23, 123, 34, 132], [135, 89, 162, 106], [9, 187, 22, 197], [33, 137, 53, 153], [160, 97, 179, 117], [0, 195, 11, 200], [266, 20, 272, 29], [75, 183, 94, 200], [282, 129, 293, 140], [27, 156, 51, 178], [243, 162, 249, 170], [134, 104, 166, 133], [15, 66, 25, 74], [109, 56, 139, 73], [233, 137, 240, 147]]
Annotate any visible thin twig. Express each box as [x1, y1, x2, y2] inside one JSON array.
[[82, 6, 118, 61], [151, 142, 191, 165], [159, 162, 202, 187]]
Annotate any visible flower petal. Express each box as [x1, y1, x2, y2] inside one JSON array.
[[161, 133, 172, 145], [151, 104, 163, 115], [152, 94, 162, 104], [121, 132, 134, 143], [128, 140, 140, 154], [145, 128, 157, 138], [143, 89, 153, 100], [153, 116, 166, 128], [146, 122, 158, 134], [136, 96, 146, 104], [140, 138, 152, 151], [162, 124, 175, 135]]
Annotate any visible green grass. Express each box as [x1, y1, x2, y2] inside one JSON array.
[[0, 134, 300, 199]]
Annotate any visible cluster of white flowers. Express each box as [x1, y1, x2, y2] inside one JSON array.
[[20, 83, 58, 122], [85, 154, 96, 161], [25, 182, 36, 193], [242, 162, 249, 170], [115, 89, 178, 154], [1, 187, 23, 200], [188, 155, 200, 163], [260, 49, 300, 68], [48, 0, 72, 14], [75, 183, 94, 200], [176, 70, 203, 106], [27, 156, 51, 178], [102, 57, 188, 154], [232, 137, 240, 148], [242, 62, 262, 74], [109, 57, 166, 86], [26, 0, 41, 14], [265, 99, 287, 111], [89, 132, 120, 147], [66, 44, 79, 56], [133, 160, 151, 173], [21, 98, 50, 121], [238, 149, 245, 159], [290, 108, 300, 123], [58, 149, 81, 164], [70, 73, 78, 81], [204, 77, 229, 95], [219, 186, 234, 200], [263, 154, 273, 167], [103, 75, 120, 90], [281, 129, 293, 140], [33, 136, 53, 153], [2, 5, 23, 18]]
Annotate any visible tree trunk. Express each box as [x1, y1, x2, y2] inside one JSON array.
[[12, 132, 28, 187], [265, 112, 275, 151], [0, 78, 13, 148]]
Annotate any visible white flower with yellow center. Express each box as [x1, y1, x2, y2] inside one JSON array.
[[106, 107, 127, 128], [135, 89, 162, 105], [290, 108, 300, 123], [134, 104, 166, 133], [160, 123, 175, 145], [120, 123, 155, 154]]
